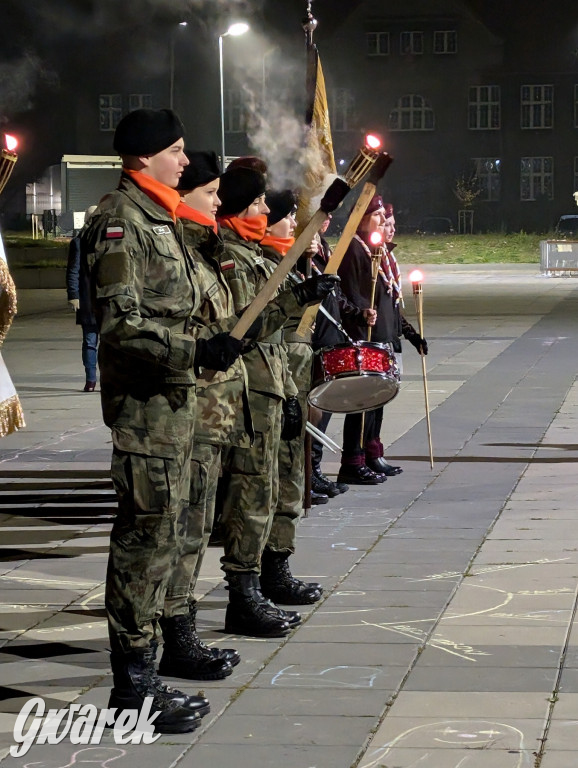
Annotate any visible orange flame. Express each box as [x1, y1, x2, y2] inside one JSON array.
[[409, 269, 424, 284], [4, 134, 18, 152], [369, 231, 382, 246], [365, 134, 381, 150]]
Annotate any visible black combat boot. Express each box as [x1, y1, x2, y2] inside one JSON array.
[[225, 573, 291, 638], [159, 614, 233, 681], [189, 603, 241, 668], [260, 549, 323, 605], [108, 648, 209, 734]]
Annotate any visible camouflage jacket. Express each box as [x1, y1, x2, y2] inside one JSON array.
[[181, 218, 251, 446], [260, 244, 313, 395], [81, 174, 199, 458], [219, 227, 299, 400]]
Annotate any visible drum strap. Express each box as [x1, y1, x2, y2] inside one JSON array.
[[318, 304, 355, 344]]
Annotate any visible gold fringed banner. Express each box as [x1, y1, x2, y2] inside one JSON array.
[[0, 393, 25, 438]]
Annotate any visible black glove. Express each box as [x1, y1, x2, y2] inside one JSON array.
[[291, 274, 341, 307], [404, 327, 428, 355], [194, 332, 243, 372], [280, 395, 303, 441]]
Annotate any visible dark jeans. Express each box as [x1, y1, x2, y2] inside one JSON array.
[[81, 325, 99, 382], [341, 407, 384, 465]]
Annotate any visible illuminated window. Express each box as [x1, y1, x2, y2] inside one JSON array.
[[389, 94, 434, 131], [521, 85, 553, 129], [468, 86, 500, 130], [521, 157, 553, 200], [99, 94, 122, 132], [472, 158, 501, 201], [367, 32, 389, 56], [433, 30, 457, 54]]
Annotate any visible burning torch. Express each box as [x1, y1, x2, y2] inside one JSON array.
[[0, 135, 18, 197], [296, 134, 393, 337], [229, 137, 387, 341], [409, 269, 434, 469]]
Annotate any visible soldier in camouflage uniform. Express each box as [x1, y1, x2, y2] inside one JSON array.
[[82, 110, 242, 734], [215, 167, 339, 638], [258, 190, 324, 605]]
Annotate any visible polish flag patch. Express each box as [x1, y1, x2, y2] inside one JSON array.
[[105, 226, 124, 239], [221, 258, 235, 271]]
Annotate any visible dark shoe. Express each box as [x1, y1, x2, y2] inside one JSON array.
[[366, 457, 403, 476], [188, 604, 240, 667], [311, 490, 329, 505], [261, 550, 323, 605], [159, 613, 232, 681], [337, 464, 386, 485], [311, 470, 341, 498], [83, 381, 96, 392], [225, 573, 291, 638], [108, 649, 207, 734]]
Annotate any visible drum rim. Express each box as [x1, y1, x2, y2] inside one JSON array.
[[315, 339, 393, 354], [308, 377, 400, 414]]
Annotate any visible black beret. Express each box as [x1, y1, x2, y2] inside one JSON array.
[[177, 151, 221, 192], [217, 167, 267, 217], [113, 108, 185, 156], [266, 189, 297, 226]]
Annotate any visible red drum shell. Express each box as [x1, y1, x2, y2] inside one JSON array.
[[308, 341, 400, 414]]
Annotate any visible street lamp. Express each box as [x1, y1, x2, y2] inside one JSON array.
[[169, 22, 188, 111], [219, 22, 249, 171]]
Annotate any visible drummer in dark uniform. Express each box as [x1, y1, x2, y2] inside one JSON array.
[[336, 197, 428, 485]]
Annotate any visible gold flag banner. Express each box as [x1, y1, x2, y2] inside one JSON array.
[[296, 47, 337, 234]]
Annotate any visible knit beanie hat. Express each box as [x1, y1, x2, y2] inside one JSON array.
[[265, 189, 297, 225], [177, 151, 220, 192], [383, 202, 394, 219], [226, 156, 268, 176], [113, 108, 185, 156], [217, 167, 267, 216]]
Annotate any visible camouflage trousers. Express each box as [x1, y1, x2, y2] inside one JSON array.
[[105, 444, 193, 653], [219, 390, 283, 573], [266, 386, 309, 554], [164, 442, 221, 618]]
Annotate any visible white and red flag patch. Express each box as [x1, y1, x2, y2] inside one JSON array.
[[221, 258, 235, 271], [105, 226, 124, 239]]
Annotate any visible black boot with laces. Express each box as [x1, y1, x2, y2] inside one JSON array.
[[159, 614, 233, 681], [260, 550, 323, 605]]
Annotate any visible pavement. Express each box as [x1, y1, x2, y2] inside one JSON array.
[[0, 264, 577, 767]]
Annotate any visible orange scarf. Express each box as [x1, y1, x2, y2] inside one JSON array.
[[176, 201, 218, 234], [218, 214, 267, 242], [125, 168, 181, 221], [260, 234, 295, 256]]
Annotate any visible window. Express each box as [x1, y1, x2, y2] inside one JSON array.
[[389, 95, 434, 131], [468, 86, 500, 130], [330, 88, 355, 132], [521, 157, 553, 200], [433, 30, 457, 54], [521, 85, 553, 129], [128, 94, 152, 111], [472, 158, 501, 201], [400, 31, 423, 55], [367, 32, 389, 56], [99, 94, 122, 132], [225, 88, 246, 133]]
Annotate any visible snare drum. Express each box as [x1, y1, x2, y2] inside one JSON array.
[[308, 341, 400, 414]]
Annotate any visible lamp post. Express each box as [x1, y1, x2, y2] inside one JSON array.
[[169, 21, 188, 111], [219, 22, 249, 171]]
